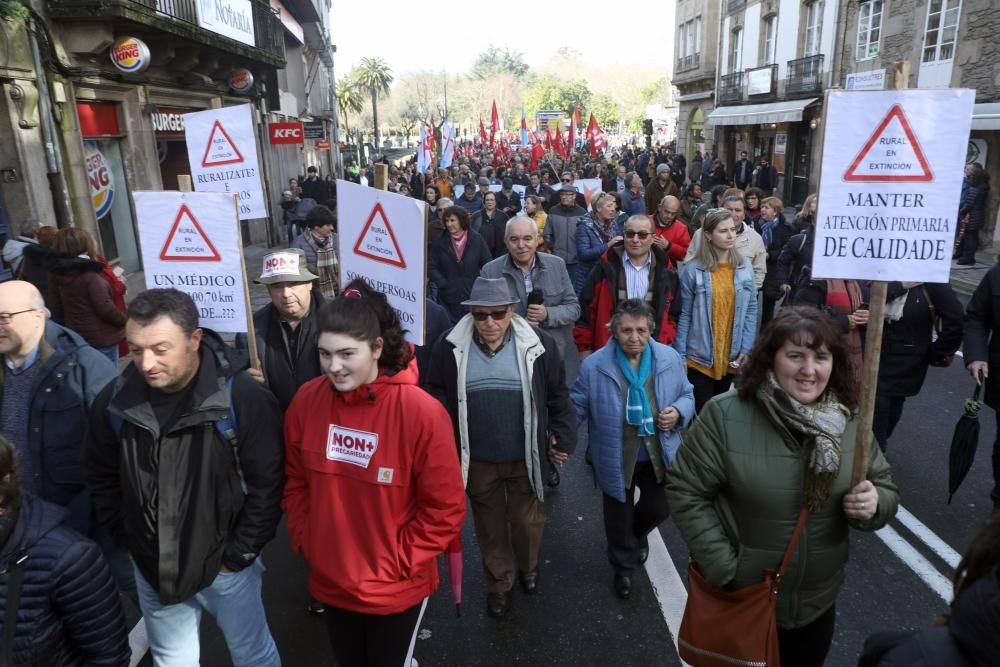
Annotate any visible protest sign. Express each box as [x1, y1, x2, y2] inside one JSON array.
[[337, 180, 428, 345], [183, 104, 266, 220], [133, 190, 249, 332], [813, 89, 974, 283]]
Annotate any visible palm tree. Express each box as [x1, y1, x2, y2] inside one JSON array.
[[355, 56, 394, 152], [336, 75, 364, 144]]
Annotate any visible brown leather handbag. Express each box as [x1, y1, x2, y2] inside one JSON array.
[[678, 507, 809, 667]]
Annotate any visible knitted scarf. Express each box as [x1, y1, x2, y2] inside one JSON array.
[[305, 232, 338, 299], [757, 371, 850, 512], [615, 341, 656, 437]]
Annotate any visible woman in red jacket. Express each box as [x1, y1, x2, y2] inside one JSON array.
[[283, 279, 466, 667]]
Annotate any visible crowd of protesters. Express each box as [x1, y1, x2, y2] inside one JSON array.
[[0, 137, 996, 667]]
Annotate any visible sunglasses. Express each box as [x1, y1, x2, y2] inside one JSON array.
[[624, 230, 652, 239], [471, 309, 508, 322]]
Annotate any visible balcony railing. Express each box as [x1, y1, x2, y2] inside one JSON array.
[[786, 54, 825, 96], [675, 52, 702, 73], [48, 0, 285, 65], [719, 72, 743, 104], [727, 0, 746, 12]]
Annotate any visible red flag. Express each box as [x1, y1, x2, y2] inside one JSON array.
[[587, 113, 607, 156], [553, 128, 565, 158], [530, 141, 545, 171], [573, 106, 581, 132], [490, 100, 499, 148], [479, 117, 488, 146], [567, 113, 577, 154]]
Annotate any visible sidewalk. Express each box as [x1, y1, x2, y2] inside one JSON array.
[[949, 241, 998, 296]]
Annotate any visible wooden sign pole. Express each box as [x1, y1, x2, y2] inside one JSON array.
[[851, 61, 910, 485], [177, 175, 260, 371]]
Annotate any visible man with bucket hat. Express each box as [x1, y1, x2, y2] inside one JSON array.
[[428, 277, 576, 619], [236, 248, 324, 412]]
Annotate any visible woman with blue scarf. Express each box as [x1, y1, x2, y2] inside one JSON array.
[[570, 299, 695, 600], [755, 197, 796, 327]]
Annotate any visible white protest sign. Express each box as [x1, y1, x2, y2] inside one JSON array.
[[133, 191, 248, 332], [812, 89, 974, 283], [183, 105, 266, 220], [337, 180, 428, 345]]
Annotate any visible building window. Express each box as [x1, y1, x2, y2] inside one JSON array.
[[804, 1, 824, 56], [922, 0, 961, 63], [856, 1, 883, 61], [677, 17, 703, 70], [730, 27, 743, 72], [763, 15, 778, 64]]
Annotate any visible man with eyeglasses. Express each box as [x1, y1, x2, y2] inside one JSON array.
[[428, 277, 576, 619], [548, 172, 586, 210], [0, 281, 124, 576], [481, 217, 580, 366], [575, 215, 681, 360], [685, 195, 767, 289]]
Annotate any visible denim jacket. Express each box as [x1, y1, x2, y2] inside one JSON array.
[[674, 257, 758, 367]]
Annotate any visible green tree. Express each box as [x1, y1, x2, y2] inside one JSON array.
[[355, 56, 394, 151], [638, 78, 670, 106], [588, 94, 619, 129], [335, 74, 364, 142], [523, 77, 591, 118], [470, 46, 530, 81]]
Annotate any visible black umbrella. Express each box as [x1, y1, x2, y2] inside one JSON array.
[[948, 370, 985, 504]]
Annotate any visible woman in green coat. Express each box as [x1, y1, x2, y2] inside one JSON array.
[[666, 306, 899, 667]]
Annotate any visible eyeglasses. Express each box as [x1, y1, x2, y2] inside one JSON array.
[[471, 310, 509, 322], [561, 179, 573, 183], [0, 309, 37, 325], [624, 231, 652, 240]]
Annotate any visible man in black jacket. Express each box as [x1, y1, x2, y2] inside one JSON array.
[[82, 288, 283, 666]]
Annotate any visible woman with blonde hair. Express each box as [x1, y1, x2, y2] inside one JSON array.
[[674, 208, 758, 412], [524, 195, 548, 250]]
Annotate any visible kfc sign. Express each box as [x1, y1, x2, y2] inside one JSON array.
[[269, 122, 304, 145]]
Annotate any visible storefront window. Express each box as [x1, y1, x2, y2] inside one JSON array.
[[84, 140, 139, 272]]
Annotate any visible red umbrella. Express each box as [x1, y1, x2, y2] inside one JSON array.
[[444, 534, 463, 617]]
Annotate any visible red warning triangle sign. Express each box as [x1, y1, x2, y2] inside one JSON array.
[[201, 120, 245, 167], [353, 203, 406, 269], [159, 205, 222, 261], [843, 104, 933, 182]]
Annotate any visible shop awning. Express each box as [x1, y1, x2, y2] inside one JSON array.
[[706, 98, 819, 126], [972, 103, 1000, 131]]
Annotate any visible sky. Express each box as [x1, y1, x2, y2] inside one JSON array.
[[329, 1, 675, 78]]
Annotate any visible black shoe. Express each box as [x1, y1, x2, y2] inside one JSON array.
[[957, 258, 976, 266], [487, 591, 510, 618], [546, 466, 561, 487], [519, 570, 540, 595], [638, 535, 650, 565], [614, 574, 632, 600]]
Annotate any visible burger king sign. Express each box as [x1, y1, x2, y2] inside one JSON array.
[[109, 37, 151, 74], [84, 142, 115, 219]]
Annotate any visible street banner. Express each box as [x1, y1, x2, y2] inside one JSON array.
[[576, 178, 602, 208], [269, 121, 304, 144], [183, 104, 266, 220], [303, 121, 325, 139], [812, 89, 974, 283], [337, 180, 428, 345], [133, 190, 249, 332], [417, 124, 432, 175], [440, 118, 455, 169]]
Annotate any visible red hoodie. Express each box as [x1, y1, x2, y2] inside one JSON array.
[[282, 359, 466, 614]]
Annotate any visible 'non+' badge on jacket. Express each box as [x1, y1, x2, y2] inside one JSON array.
[[326, 424, 379, 468]]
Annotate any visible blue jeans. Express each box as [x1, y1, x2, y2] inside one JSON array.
[[134, 559, 280, 667], [96, 344, 119, 366]]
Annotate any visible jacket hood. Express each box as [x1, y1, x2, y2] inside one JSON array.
[[0, 495, 66, 562], [43, 319, 92, 357], [949, 569, 1000, 664], [203, 327, 249, 377], [334, 355, 419, 406], [46, 255, 103, 276], [20, 243, 51, 260]]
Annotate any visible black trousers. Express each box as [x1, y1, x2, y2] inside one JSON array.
[[324, 599, 426, 667], [992, 411, 1000, 508], [760, 293, 780, 329], [688, 368, 733, 414], [602, 462, 671, 574], [873, 394, 907, 451], [777, 604, 836, 667]]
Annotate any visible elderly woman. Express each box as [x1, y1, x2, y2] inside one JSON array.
[[667, 306, 899, 667], [574, 192, 624, 295], [429, 205, 492, 322], [571, 299, 694, 600], [292, 204, 339, 299], [674, 208, 758, 413]]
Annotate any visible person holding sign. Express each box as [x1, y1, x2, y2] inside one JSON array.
[[674, 209, 759, 413], [668, 306, 899, 667], [283, 280, 465, 667]]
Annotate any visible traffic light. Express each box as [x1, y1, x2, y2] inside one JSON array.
[[643, 118, 653, 136]]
